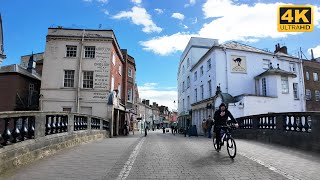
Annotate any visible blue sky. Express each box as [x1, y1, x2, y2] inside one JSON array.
[[1, 0, 320, 109]]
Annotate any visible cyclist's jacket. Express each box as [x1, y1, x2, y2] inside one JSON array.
[[213, 109, 237, 127]]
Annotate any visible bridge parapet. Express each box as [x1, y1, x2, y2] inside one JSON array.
[[0, 111, 110, 174], [234, 112, 320, 153]]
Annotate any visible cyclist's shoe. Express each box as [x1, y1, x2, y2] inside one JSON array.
[[220, 142, 224, 146]]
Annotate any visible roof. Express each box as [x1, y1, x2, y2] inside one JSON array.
[[0, 64, 41, 80], [274, 51, 299, 59], [222, 41, 273, 55], [255, 67, 297, 79], [219, 93, 237, 104]]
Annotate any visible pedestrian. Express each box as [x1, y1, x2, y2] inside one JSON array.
[[206, 115, 214, 138], [202, 119, 207, 137], [162, 126, 165, 134]]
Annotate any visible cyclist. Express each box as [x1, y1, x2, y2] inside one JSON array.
[[213, 103, 239, 150]]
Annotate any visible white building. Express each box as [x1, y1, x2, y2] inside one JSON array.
[[177, 37, 218, 128], [178, 38, 306, 134], [41, 28, 125, 137]]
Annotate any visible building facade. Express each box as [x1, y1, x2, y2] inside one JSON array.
[[40, 27, 126, 136], [177, 37, 218, 129], [178, 38, 306, 134], [303, 60, 320, 111], [0, 64, 41, 111]]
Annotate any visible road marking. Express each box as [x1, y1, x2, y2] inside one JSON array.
[[116, 137, 145, 180], [239, 152, 300, 180]]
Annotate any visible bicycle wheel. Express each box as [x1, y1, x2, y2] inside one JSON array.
[[226, 137, 236, 158], [213, 137, 220, 151]]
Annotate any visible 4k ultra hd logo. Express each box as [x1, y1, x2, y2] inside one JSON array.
[[278, 5, 314, 32]]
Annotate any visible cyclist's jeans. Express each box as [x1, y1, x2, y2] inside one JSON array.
[[215, 128, 221, 147], [208, 127, 212, 138]]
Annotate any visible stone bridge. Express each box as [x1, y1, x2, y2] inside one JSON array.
[[0, 111, 319, 180]]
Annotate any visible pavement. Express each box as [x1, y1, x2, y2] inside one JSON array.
[[1, 129, 320, 180]]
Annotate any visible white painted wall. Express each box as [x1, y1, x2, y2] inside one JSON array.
[[41, 29, 117, 119]]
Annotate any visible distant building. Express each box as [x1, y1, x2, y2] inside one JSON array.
[[0, 14, 6, 65], [303, 59, 320, 111], [20, 53, 44, 75]]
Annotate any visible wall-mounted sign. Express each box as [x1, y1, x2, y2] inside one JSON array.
[[231, 55, 247, 73]]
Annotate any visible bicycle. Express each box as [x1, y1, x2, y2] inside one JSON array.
[[213, 124, 237, 159]]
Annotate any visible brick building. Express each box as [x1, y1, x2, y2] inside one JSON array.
[[0, 63, 41, 111], [303, 59, 320, 111]]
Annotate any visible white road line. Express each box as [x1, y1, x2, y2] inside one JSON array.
[[238, 152, 300, 180], [116, 138, 145, 180]]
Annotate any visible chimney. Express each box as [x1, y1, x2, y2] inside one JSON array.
[[146, 100, 150, 106], [274, 43, 288, 54], [153, 102, 156, 107], [142, 99, 146, 104], [311, 49, 315, 61], [27, 53, 35, 73]]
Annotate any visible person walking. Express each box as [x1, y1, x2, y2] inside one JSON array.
[[202, 119, 207, 137], [206, 115, 214, 138]]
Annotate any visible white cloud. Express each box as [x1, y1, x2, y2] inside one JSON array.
[[104, 10, 109, 15], [83, 0, 93, 2], [172, 13, 185, 20], [308, 45, 320, 58], [192, 17, 198, 24], [154, 8, 164, 14], [97, 0, 108, 3], [140, 32, 197, 55], [138, 83, 177, 111], [140, 0, 320, 55], [112, 6, 162, 33], [183, 25, 189, 29], [131, 0, 142, 5], [185, 0, 196, 7]]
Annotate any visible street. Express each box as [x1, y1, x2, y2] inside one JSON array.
[[1, 130, 320, 180]]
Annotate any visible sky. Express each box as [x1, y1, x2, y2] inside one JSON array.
[[1, 0, 320, 110]]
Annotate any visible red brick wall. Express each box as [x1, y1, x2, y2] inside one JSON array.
[[303, 60, 320, 111], [110, 45, 124, 102]]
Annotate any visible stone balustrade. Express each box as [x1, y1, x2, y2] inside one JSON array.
[[234, 112, 320, 153], [0, 111, 110, 174]]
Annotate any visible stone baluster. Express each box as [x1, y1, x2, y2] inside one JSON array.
[[20, 117, 28, 141], [2, 118, 12, 146], [11, 117, 21, 143]]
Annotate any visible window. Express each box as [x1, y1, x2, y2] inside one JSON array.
[[118, 84, 121, 97], [83, 71, 93, 88], [281, 76, 289, 94], [66, 46, 77, 57], [182, 65, 185, 74], [128, 88, 133, 102], [64, 70, 75, 88], [200, 85, 204, 100], [208, 80, 212, 97], [183, 99, 185, 110], [182, 81, 185, 92], [84, 46, 95, 58], [306, 89, 311, 100], [63, 107, 72, 112], [263, 59, 270, 69], [313, 72, 319, 81], [293, 83, 299, 99], [187, 76, 190, 88], [187, 58, 190, 67], [195, 88, 197, 102], [187, 96, 190, 109], [207, 59, 211, 71], [200, 66, 204, 76], [316, 90, 320, 101], [111, 75, 114, 91], [29, 84, 34, 93], [118, 65, 122, 75], [128, 68, 133, 78], [289, 63, 296, 73], [306, 72, 310, 80], [194, 71, 197, 81], [262, 78, 267, 96], [112, 53, 116, 65]]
